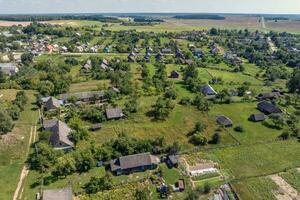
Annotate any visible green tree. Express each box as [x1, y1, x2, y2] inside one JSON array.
[[152, 97, 175, 120], [0, 111, 13, 134]]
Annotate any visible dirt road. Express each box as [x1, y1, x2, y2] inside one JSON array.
[[270, 174, 300, 200], [13, 125, 37, 200]]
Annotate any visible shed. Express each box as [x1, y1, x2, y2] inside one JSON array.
[[167, 155, 179, 168], [106, 108, 124, 120], [216, 116, 233, 127], [45, 97, 62, 111], [169, 70, 179, 79], [249, 113, 266, 122], [202, 84, 217, 97], [42, 188, 72, 200]]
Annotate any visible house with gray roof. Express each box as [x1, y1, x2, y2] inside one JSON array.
[[110, 152, 160, 175], [42, 188, 72, 200], [106, 108, 124, 120], [257, 101, 282, 115], [216, 116, 233, 128], [43, 120, 73, 150], [0, 63, 19, 76], [202, 84, 217, 97], [45, 97, 62, 111], [59, 91, 105, 104]]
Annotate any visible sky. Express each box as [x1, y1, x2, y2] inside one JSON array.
[[0, 0, 299, 14]]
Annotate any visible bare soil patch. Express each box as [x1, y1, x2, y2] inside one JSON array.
[[270, 174, 300, 200], [0, 21, 31, 27]]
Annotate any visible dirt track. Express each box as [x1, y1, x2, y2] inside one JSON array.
[[270, 174, 300, 200]]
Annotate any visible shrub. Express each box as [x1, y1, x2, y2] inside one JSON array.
[[234, 125, 244, 132]]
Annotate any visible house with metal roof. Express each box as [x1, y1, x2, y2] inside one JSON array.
[[42, 188, 72, 200], [202, 84, 218, 97], [257, 101, 282, 115], [0, 63, 19, 76], [106, 108, 124, 120], [216, 116, 233, 128]]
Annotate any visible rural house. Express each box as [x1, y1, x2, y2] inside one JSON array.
[[59, 91, 105, 104], [110, 152, 160, 175], [188, 163, 218, 177], [202, 84, 218, 97], [216, 116, 233, 127], [106, 107, 124, 120], [256, 92, 281, 101], [43, 120, 74, 150], [83, 59, 92, 71], [169, 70, 179, 78], [249, 113, 266, 122], [44, 97, 62, 111], [101, 59, 109, 70], [128, 52, 137, 62], [257, 101, 282, 115], [167, 155, 179, 168], [41, 188, 72, 200]]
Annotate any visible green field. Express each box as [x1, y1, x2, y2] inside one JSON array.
[[0, 91, 39, 200]]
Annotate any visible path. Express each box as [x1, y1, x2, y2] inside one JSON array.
[[13, 125, 37, 200], [270, 174, 300, 200]]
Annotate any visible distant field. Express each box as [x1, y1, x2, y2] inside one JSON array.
[[266, 20, 300, 34], [0, 21, 31, 27]]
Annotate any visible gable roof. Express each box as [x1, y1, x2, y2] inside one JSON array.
[[106, 108, 124, 120], [257, 101, 282, 114], [0, 63, 18, 75], [45, 97, 62, 110], [50, 121, 73, 148], [257, 92, 281, 101], [216, 116, 233, 126], [111, 152, 159, 171], [249, 113, 266, 122], [42, 188, 72, 200], [202, 84, 217, 96], [59, 91, 105, 101]]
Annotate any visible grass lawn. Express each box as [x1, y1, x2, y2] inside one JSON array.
[[69, 80, 110, 93], [0, 90, 39, 200], [232, 177, 278, 200], [209, 102, 283, 144], [279, 169, 300, 192], [0, 89, 18, 101], [159, 164, 182, 185]]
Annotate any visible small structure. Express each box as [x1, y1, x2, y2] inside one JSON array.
[[256, 92, 281, 101], [169, 70, 179, 79], [216, 116, 233, 128], [42, 187, 72, 200], [101, 59, 109, 70], [106, 108, 124, 120], [45, 97, 62, 111], [193, 49, 204, 59], [128, 52, 137, 62], [202, 84, 217, 97], [161, 48, 172, 55], [110, 152, 160, 175], [174, 179, 185, 192], [155, 53, 163, 62], [43, 120, 74, 150], [83, 59, 92, 71], [249, 113, 266, 122], [257, 101, 282, 115], [59, 91, 105, 104], [175, 49, 185, 59], [144, 52, 151, 62], [90, 123, 102, 131], [46, 45, 54, 53], [0, 63, 19, 76], [188, 163, 218, 176], [167, 155, 179, 168]]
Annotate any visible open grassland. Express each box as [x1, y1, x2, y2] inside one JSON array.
[[90, 97, 237, 150], [210, 140, 300, 180], [0, 89, 18, 101], [266, 20, 300, 34], [232, 177, 278, 200], [69, 80, 110, 93], [0, 91, 39, 200], [279, 169, 300, 192]]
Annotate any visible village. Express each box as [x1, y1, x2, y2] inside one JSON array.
[[0, 14, 300, 200]]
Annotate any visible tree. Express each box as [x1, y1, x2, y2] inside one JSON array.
[[194, 122, 207, 133], [234, 126, 245, 132], [152, 97, 175, 120], [85, 173, 112, 194], [134, 187, 150, 200], [53, 155, 76, 177], [269, 114, 285, 130], [21, 52, 34, 65], [124, 96, 139, 115], [74, 150, 95, 173], [190, 134, 207, 146], [287, 69, 300, 94], [278, 131, 290, 140], [210, 132, 220, 144], [0, 71, 7, 83], [0, 111, 13, 134], [39, 81, 55, 96], [193, 95, 210, 111]]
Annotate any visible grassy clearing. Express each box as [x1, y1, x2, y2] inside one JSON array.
[[210, 140, 300, 180], [69, 80, 110, 93], [159, 164, 182, 185], [279, 169, 300, 192], [0, 90, 38, 200], [232, 177, 278, 200], [0, 89, 18, 101]]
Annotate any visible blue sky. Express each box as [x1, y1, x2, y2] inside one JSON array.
[[0, 0, 299, 14]]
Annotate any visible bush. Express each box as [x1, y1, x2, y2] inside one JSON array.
[[234, 125, 244, 132], [189, 134, 207, 146], [179, 97, 191, 105], [278, 131, 290, 140]]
